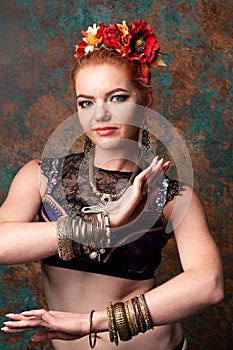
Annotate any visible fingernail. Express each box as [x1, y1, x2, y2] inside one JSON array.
[[162, 161, 170, 167], [1, 327, 8, 331], [5, 313, 14, 317]]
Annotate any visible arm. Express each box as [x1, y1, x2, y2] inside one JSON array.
[[0, 156, 165, 264], [2, 186, 224, 342], [145, 186, 224, 324], [0, 160, 57, 264]]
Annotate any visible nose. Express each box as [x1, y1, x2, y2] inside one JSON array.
[[94, 104, 111, 122]]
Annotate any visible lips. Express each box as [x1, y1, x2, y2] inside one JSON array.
[[94, 126, 118, 136]]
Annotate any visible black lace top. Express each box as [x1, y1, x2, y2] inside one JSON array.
[[39, 153, 182, 280]]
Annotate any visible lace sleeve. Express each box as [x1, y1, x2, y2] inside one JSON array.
[[40, 158, 54, 178], [165, 178, 184, 204]]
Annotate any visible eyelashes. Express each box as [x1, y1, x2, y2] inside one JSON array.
[[78, 101, 93, 109], [110, 94, 130, 103], [77, 94, 130, 109]]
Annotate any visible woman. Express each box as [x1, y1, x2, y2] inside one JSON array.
[[0, 20, 223, 349]]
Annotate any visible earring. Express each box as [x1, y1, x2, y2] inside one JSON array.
[[140, 119, 151, 160], [84, 135, 94, 155], [142, 128, 150, 150]]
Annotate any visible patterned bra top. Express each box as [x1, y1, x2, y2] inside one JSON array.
[[39, 153, 182, 280]]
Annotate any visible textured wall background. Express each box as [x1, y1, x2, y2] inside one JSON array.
[[0, 0, 232, 349]]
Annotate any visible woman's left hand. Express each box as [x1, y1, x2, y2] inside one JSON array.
[[108, 157, 169, 227], [2, 309, 89, 341]]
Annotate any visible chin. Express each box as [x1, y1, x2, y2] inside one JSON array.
[[97, 137, 138, 149]]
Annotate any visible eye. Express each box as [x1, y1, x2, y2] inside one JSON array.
[[77, 100, 94, 109], [110, 95, 129, 103]]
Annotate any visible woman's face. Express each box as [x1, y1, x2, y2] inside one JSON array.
[[75, 64, 142, 148]]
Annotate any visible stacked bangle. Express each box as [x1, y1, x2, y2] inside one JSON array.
[[106, 294, 153, 345], [56, 210, 111, 262], [106, 302, 119, 345], [113, 302, 132, 341], [56, 216, 75, 261]]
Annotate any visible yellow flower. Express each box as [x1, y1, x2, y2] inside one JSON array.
[[85, 33, 101, 45], [117, 21, 129, 37]]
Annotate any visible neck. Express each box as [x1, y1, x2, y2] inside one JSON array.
[[93, 143, 140, 172]]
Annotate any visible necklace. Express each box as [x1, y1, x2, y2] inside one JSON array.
[[89, 156, 139, 204]]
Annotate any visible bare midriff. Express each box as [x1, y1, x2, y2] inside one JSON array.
[[41, 264, 184, 350]]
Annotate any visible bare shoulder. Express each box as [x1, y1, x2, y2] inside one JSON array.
[[0, 160, 44, 222], [17, 159, 41, 175], [7, 159, 44, 195], [163, 184, 205, 227]]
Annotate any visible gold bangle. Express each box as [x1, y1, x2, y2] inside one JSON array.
[[131, 297, 145, 333], [137, 294, 153, 331], [113, 302, 132, 341], [135, 296, 147, 333], [106, 302, 119, 345], [126, 299, 139, 335], [124, 301, 137, 336], [89, 310, 97, 349]]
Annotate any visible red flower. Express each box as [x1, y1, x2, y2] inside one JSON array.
[[127, 20, 159, 64], [74, 40, 88, 60], [102, 24, 123, 49]]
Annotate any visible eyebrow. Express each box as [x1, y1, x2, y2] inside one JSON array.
[[76, 88, 130, 100]]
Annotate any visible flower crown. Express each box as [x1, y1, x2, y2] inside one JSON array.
[[74, 20, 166, 83]]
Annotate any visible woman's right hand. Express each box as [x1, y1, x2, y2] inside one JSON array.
[[2, 309, 90, 342]]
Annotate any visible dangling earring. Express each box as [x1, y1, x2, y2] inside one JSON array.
[[142, 128, 150, 150], [140, 119, 151, 159], [84, 135, 94, 155]]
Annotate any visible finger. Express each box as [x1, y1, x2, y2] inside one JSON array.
[[3, 319, 44, 329], [129, 156, 160, 193], [138, 157, 162, 185], [162, 160, 170, 172], [5, 313, 38, 321], [20, 309, 47, 317], [1, 326, 35, 333], [144, 158, 166, 188]]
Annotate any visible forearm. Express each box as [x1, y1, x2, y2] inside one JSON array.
[[145, 268, 224, 326], [92, 268, 223, 335], [2, 268, 224, 343], [0, 221, 57, 264]]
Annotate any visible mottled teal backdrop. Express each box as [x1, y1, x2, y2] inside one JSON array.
[[0, 0, 232, 349]]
